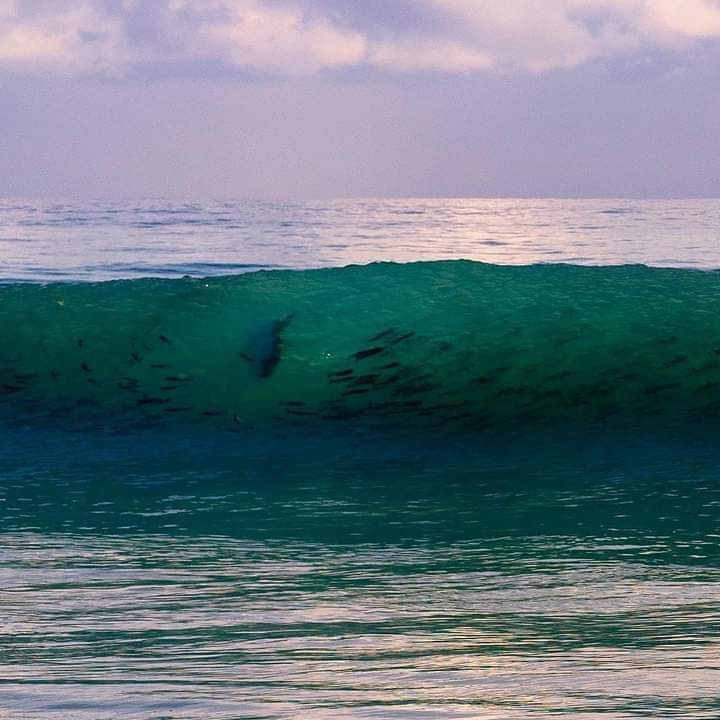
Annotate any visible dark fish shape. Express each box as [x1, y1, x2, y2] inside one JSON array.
[[378, 373, 402, 386], [322, 410, 361, 421], [540, 389, 562, 399], [202, 410, 225, 416], [427, 403, 464, 411], [369, 328, 397, 342], [136, 396, 168, 405], [77, 338, 84, 348], [494, 387, 525, 398], [164, 375, 194, 383], [342, 388, 370, 396], [473, 367, 510, 384], [329, 374, 355, 384], [81, 362, 92, 373], [407, 373, 433, 383], [151, 363, 172, 369], [241, 315, 293, 378], [564, 397, 590, 408], [692, 361, 720, 374], [1, 384, 24, 394], [131, 352, 142, 363], [548, 370, 575, 381], [596, 405, 620, 419], [663, 355, 688, 368], [472, 375, 496, 386], [164, 406, 193, 413], [354, 347, 385, 361], [586, 384, 615, 397], [329, 369, 354, 379], [351, 374, 380, 386], [390, 332, 415, 345], [159, 335, 172, 345], [554, 334, 581, 347], [392, 383, 437, 396], [644, 382, 680, 395], [13, 372, 38, 382]]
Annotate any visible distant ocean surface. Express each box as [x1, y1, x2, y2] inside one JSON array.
[[3, 197, 720, 281], [2, 198, 720, 719]]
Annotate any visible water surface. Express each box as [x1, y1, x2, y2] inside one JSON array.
[[1, 199, 720, 719]]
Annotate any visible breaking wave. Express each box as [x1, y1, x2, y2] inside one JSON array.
[[3, 260, 720, 439]]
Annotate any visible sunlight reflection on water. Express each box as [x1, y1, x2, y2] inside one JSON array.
[[1, 198, 720, 282]]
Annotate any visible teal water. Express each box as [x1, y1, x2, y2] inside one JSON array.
[[4, 261, 720, 434], [2, 200, 720, 718], [3, 431, 720, 718]]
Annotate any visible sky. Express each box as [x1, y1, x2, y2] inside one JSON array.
[[1, 0, 720, 199]]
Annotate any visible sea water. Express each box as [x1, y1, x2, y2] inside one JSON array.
[[2, 198, 720, 718]]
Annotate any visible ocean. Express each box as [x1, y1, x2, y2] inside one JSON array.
[[2, 198, 720, 719]]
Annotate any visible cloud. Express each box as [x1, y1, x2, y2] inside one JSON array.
[[1, 0, 720, 77], [168, 0, 366, 75], [0, 0, 366, 76], [575, 0, 720, 40], [0, 1, 134, 75], [370, 39, 494, 73]]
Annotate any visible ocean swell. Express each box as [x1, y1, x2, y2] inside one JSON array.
[[2, 260, 720, 437]]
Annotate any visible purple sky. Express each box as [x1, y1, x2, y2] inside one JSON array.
[[2, 1, 720, 199]]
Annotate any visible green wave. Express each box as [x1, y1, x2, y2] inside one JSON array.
[[2, 260, 720, 436]]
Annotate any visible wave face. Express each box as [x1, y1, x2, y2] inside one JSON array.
[[3, 260, 720, 437]]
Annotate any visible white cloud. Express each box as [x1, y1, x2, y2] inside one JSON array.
[[640, 0, 720, 39], [572, 0, 720, 40], [1, 0, 720, 77], [371, 39, 493, 73], [0, 0, 365, 76], [0, 0, 153, 76], [170, 0, 366, 75]]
